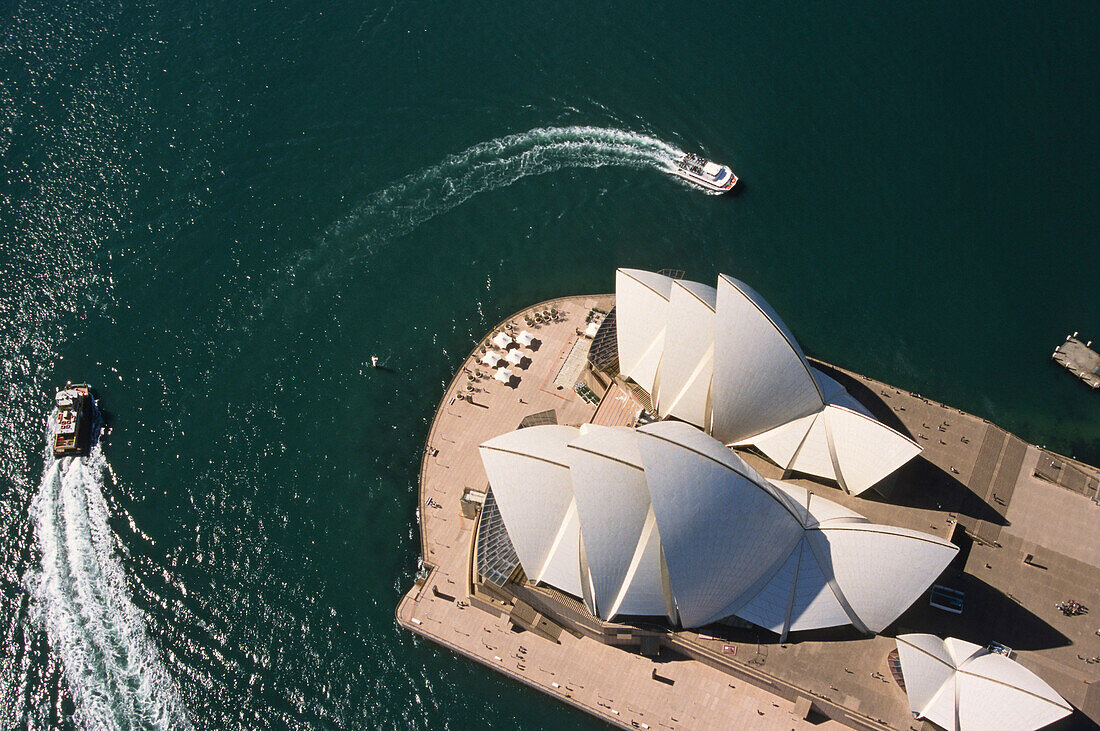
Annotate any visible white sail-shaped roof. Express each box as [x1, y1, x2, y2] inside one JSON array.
[[896, 634, 958, 722], [638, 421, 804, 628], [566, 425, 670, 620], [710, 274, 825, 444], [479, 426, 583, 597], [733, 535, 855, 634], [726, 479, 958, 635], [896, 635, 1073, 731], [824, 406, 921, 494], [740, 404, 921, 495], [615, 269, 674, 394], [655, 280, 717, 428], [810, 524, 959, 633], [745, 412, 819, 471], [767, 480, 864, 525], [612, 269, 922, 494], [786, 411, 835, 480], [609, 513, 672, 619], [479, 424, 956, 635]]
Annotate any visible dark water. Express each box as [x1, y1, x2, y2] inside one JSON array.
[[1, 1, 1097, 728]]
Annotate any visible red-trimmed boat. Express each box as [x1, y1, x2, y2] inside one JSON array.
[[53, 383, 94, 457]]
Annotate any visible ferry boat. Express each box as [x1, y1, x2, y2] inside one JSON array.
[[673, 152, 737, 193], [53, 383, 94, 457]]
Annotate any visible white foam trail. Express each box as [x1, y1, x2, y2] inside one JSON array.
[[303, 125, 686, 279], [27, 417, 191, 730]]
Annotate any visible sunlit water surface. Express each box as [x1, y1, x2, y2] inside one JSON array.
[[0, 1, 1096, 727]]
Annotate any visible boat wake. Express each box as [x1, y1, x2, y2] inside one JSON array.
[[26, 418, 191, 730], [307, 125, 686, 275]]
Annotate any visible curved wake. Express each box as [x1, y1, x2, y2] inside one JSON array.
[[27, 420, 191, 730], [305, 125, 685, 277]]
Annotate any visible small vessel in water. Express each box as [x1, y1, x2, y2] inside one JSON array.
[[53, 383, 94, 457], [673, 152, 737, 193]]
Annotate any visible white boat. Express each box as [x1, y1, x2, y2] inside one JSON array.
[[673, 152, 737, 193]]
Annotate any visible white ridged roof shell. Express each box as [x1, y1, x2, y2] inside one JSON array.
[[566, 425, 669, 620], [896, 634, 1073, 731], [480, 424, 956, 635], [766, 480, 866, 527], [479, 426, 583, 597], [736, 404, 921, 495], [787, 411, 836, 480], [655, 280, 717, 428], [725, 478, 957, 634], [613, 269, 922, 494], [742, 412, 819, 472], [811, 524, 958, 632], [637, 421, 805, 628], [710, 274, 825, 444], [733, 536, 855, 633], [824, 405, 922, 494], [615, 269, 674, 394]]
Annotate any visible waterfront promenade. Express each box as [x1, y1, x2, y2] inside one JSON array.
[[398, 294, 1100, 730]]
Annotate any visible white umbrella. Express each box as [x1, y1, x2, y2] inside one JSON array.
[[492, 332, 513, 349], [495, 367, 514, 383], [480, 351, 502, 367], [506, 349, 524, 366], [516, 330, 534, 347], [584, 320, 600, 338]]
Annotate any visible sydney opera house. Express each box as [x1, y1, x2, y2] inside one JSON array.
[[399, 268, 1096, 730], [482, 269, 954, 637]]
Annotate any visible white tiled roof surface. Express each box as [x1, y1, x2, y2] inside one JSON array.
[[481, 424, 957, 635]]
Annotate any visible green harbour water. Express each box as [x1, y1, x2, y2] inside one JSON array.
[[0, 1, 1097, 728]]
